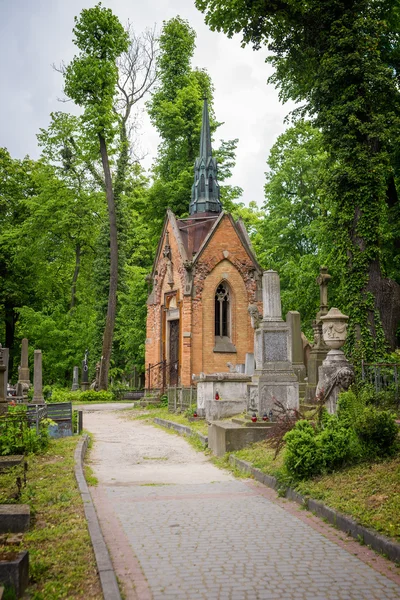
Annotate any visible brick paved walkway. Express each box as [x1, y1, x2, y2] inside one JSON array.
[[84, 408, 400, 600]]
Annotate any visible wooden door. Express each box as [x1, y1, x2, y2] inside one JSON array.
[[169, 320, 179, 385]]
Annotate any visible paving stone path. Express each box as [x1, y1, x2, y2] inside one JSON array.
[[83, 406, 400, 600]]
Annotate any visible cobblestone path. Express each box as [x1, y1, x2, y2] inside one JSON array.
[[84, 407, 400, 600]]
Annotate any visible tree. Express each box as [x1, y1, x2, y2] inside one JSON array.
[[64, 4, 129, 388], [255, 120, 333, 330], [196, 0, 400, 355]]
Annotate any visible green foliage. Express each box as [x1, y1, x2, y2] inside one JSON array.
[[354, 406, 398, 455], [196, 0, 400, 353], [64, 3, 129, 140], [0, 408, 52, 456], [50, 388, 113, 403], [284, 421, 322, 479]]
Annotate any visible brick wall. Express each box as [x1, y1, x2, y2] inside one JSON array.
[[146, 214, 260, 389]]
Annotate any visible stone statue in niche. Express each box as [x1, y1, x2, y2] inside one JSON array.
[[183, 260, 194, 296], [248, 304, 262, 329], [163, 232, 174, 289]]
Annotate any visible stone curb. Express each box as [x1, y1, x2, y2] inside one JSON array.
[[229, 455, 400, 564], [153, 418, 208, 446], [74, 435, 121, 600]]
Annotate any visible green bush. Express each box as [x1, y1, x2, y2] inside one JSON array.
[[49, 389, 113, 403], [359, 384, 398, 412], [319, 415, 361, 469], [284, 421, 323, 479], [0, 407, 52, 456], [354, 406, 398, 455]]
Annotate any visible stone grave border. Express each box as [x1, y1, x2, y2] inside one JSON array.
[[74, 434, 121, 600], [229, 455, 400, 564], [153, 417, 208, 446]]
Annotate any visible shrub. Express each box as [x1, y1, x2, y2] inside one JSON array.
[[354, 406, 398, 455], [359, 384, 398, 412], [319, 415, 361, 470], [284, 420, 323, 479], [337, 389, 365, 427], [49, 389, 113, 403], [0, 407, 52, 456]]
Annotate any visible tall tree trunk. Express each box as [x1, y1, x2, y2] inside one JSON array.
[[365, 259, 400, 351], [98, 134, 118, 390], [70, 243, 81, 310]]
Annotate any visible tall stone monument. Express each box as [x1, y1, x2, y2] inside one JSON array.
[[305, 266, 331, 403], [247, 271, 299, 416], [286, 311, 307, 399], [316, 308, 355, 413], [81, 350, 89, 392], [32, 350, 45, 404], [0, 345, 8, 415], [71, 366, 79, 391], [18, 338, 31, 394]]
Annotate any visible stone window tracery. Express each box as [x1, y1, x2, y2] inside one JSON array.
[[215, 282, 230, 338]]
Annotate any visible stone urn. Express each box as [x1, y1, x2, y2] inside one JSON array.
[[320, 308, 349, 353]]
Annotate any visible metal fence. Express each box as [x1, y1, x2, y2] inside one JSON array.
[[167, 386, 197, 413], [361, 361, 399, 400]]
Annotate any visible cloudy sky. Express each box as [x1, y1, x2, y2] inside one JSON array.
[[0, 0, 294, 207]]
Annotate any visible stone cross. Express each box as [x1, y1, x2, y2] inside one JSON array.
[[316, 266, 331, 317], [18, 338, 30, 387], [32, 350, 45, 404]]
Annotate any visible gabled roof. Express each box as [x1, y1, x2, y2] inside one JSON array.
[[151, 210, 262, 278]]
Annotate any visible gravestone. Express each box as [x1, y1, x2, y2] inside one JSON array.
[[32, 350, 44, 404], [71, 366, 79, 391], [247, 271, 299, 416], [286, 311, 306, 399], [18, 338, 30, 393], [305, 267, 331, 403]]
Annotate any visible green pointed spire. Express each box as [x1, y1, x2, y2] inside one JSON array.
[[190, 96, 222, 215]]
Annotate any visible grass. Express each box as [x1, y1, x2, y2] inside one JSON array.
[[295, 456, 400, 542], [0, 436, 101, 599]]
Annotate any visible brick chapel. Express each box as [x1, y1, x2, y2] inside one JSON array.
[[145, 99, 262, 389]]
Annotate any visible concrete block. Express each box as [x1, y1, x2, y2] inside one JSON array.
[[0, 506, 30, 534], [0, 550, 29, 598], [205, 398, 247, 421], [208, 421, 272, 457]]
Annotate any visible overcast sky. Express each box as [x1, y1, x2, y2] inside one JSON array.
[[0, 0, 294, 207]]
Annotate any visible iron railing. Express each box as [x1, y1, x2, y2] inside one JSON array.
[[146, 360, 179, 394], [167, 386, 197, 413], [361, 361, 399, 400]]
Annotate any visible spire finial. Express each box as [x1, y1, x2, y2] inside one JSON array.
[[189, 96, 222, 215]]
